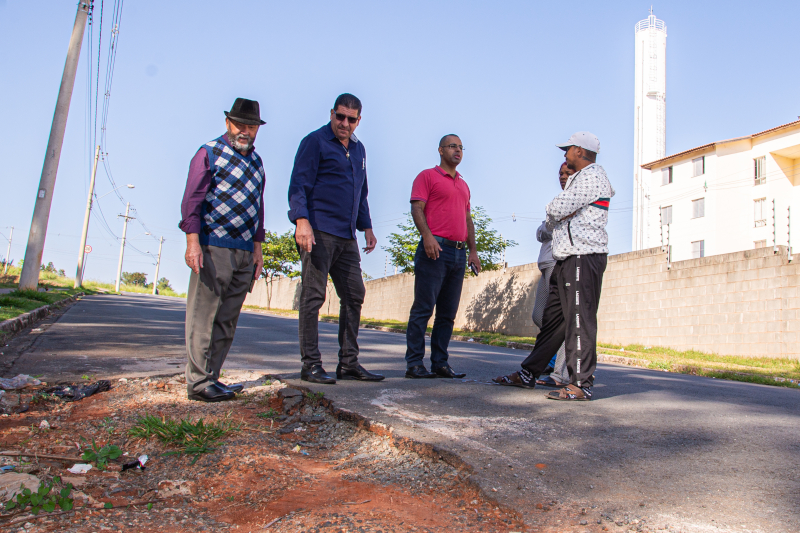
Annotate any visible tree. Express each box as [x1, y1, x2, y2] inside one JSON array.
[[261, 230, 301, 309], [157, 277, 173, 292], [470, 206, 518, 272], [382, 214, 419, 274], [382, 206, 517, 275], [121, 272, 148, 286]]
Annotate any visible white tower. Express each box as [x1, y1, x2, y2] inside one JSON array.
[[632, 9, 667, 251]]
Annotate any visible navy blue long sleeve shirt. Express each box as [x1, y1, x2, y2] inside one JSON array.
[[287, 123, 372, 239]]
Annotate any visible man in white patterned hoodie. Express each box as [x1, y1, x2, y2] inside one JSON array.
[[494, 132, 614, 401]]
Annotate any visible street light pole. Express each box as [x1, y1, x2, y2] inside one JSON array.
[[3, 227, 12, 275], [74, 145, 100, 287], [19, 1, 91, 290], [115, 203, 135, 293], [152, 236, 164, 295]]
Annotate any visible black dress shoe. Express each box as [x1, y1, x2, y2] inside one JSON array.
[[336, 364, 385, 381], [217, 381, 244, 393], [300, 364, 336, 384], [187, 383, 235, 403], [405, 365, 436, 379], [432, 365, 466, 379]]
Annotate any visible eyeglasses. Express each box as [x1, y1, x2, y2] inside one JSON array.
[[441, 144, 465, 151], [335, 113, 359, 125]]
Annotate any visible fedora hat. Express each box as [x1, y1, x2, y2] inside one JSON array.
[[224, 98, 266, 126]]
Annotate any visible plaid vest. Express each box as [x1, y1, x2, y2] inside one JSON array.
[[199, 135, 265, 252]]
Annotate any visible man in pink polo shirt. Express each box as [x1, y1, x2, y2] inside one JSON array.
[[404, 134, 482, 379]]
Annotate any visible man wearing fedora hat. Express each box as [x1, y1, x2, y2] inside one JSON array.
[[179, 98, 267, 402], [494, 132, 614, 401]]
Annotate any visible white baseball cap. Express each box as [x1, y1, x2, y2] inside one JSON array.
[[556, 131, 600, 153]]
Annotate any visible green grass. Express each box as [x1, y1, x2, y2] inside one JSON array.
[[595, 342, 800, 384], [128, 414, 239, 463], [0, 288, 87, 321], [0, 265, 185, 298], [81, 280, 186, 298]]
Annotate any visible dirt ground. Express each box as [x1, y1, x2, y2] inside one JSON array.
[[0, 371, 537, 532]]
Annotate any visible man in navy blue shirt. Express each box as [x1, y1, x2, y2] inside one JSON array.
[[288, 93, 383, 384]]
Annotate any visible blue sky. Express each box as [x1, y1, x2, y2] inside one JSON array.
[[1, 0, 798, 290]]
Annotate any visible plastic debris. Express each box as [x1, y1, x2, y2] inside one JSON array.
[[0, 374, 42, 390], [44, 380, 111, 402], [292, 445, 301, 453], [68, 464, 93, 474], [39, 420, 50, 430], [122, 454, 148, 472], [0, 465, 15, 473]]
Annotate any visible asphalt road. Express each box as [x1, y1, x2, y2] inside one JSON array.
[[5, 294, 799, 532]]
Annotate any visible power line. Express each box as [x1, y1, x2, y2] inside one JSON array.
[[93, 0, 104, 152]]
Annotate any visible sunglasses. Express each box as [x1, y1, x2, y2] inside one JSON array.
[[335, 113, 359, 125]]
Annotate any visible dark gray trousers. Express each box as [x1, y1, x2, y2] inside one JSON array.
[[185, 245, 254, 394], [298, 230, 366, 368]]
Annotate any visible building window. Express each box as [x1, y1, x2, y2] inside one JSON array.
[[661, 205, 672, 225], [692, 198, 705, 219], [692, 156, 705, 177], [754, 156, 766, 185], [661, 166, 673, 186], [691, 240, 705, 258], [754, 240, 766, 249], [754, 198, 767, 227]]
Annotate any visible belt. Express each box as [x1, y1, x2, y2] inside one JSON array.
[[433, 235, 465, 249]]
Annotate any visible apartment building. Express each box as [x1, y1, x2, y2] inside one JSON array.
[[640, 119, 800, 261]]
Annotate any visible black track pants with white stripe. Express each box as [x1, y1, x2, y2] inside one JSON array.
[[521, 253, 607, 387]]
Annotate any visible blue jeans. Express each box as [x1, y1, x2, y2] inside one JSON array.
[[405, 240, 466, 369]]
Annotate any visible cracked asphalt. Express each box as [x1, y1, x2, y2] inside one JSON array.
[[3, 293, 799, 532]]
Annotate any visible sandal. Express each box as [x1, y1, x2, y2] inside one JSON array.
[[546, 384, 592, 401], [492, 371, 536, 389], [535, 376, 568, 388]]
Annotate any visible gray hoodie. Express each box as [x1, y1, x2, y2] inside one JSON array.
[[536, 221, 555, 270], [545, 163, 615, 260]]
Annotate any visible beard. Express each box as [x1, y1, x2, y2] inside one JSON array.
[[227, 131, 253, 152]]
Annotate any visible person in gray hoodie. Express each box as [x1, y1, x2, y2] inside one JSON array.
[[494, 132, 614, 401], [531, 163, 573, 388]]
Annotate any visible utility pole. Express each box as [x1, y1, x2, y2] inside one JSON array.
[[115, 203, 134, 293], [3, 227, 12, 275], [152, 236, 164, 295], [773, 199, 778, 254], [788, 206, 793, 263], [81, 247, 89, 282], [74, 145, 101, 287], [18, 1, 91, 291]]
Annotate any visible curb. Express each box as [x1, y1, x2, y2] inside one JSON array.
[[285, 381, 523, 522], [0, 292, 84, 336]]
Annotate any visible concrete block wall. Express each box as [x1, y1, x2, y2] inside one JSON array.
[[245, 245, 800, 359], [597, 245, 800, 359]]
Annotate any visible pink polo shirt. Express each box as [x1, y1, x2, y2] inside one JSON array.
[[410, 166, 471, 241]]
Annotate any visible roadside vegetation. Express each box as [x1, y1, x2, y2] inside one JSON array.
[[245, 306, 800, 389], [0, 289, 87, 321], [0, 264, 186, 299]]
